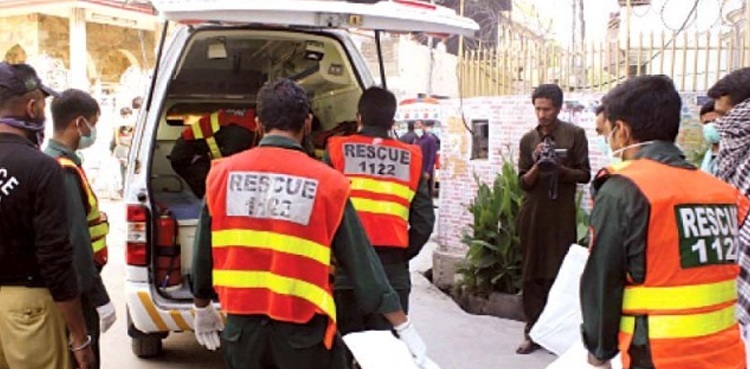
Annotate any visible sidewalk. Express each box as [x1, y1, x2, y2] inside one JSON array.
[[409, 241, 555, 369]]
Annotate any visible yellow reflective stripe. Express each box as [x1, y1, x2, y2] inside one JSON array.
[[206, 136, 222, 159], [210, 113, 221, 132], [350, 177, 415, 202], [351, 197, 409, 221], [91, 237, 107, 253], [213, 270, 336, 321], [212, 230, 330, 265], [623, 280, 737, 312], [169, 310, 191, 331], [137, 291, 169, 331], [620, 305, 737, 339], [192, 121, 205, 139]]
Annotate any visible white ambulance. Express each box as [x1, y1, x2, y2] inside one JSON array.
[[123, 0, 477, 357]]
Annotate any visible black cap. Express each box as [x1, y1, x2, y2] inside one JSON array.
[[0, 62, 60, 99]]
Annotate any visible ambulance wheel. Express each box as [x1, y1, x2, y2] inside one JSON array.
[[127, 310, 164, 358], [131, 334, 163, 358]]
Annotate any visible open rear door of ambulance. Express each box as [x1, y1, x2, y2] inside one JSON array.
[[151, 0, 479, 86]]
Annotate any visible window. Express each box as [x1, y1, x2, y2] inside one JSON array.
[[471, 119, 489, 160]]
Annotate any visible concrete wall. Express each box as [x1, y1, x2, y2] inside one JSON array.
[[437, 92, 706, 256]]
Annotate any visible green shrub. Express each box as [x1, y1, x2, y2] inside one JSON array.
[[457, 154, 523, 296]]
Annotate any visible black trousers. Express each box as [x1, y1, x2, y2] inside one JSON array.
[[522, 278, 554, 337]]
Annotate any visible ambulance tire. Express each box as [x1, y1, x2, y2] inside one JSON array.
[[131, 333, 163, 358], [127, 310, 164, 358]]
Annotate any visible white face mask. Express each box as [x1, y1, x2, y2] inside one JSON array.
[[77, 117, 97, 150], [611, 141, 655, 160], [415, 128, 424, 136]]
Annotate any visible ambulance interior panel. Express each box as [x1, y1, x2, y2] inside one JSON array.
[[169, 28, 362, 132]]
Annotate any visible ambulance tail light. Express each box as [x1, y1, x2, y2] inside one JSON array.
[[127, 204, 150, 267]]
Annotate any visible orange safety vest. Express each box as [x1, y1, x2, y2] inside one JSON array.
[[603, 159, 748, 369], [57, 158, 109, 267], [206, 146, 350, 349], [182, 109, 258, 159], [327, 135, 423, 248]]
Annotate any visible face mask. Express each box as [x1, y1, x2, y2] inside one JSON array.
[[415, 129, 424, 136], [77, 117, 97, 150], [594, 136, 621, 165], [703, 123, 720, 144], [611, 141, 655, 160], [0, 117, 45, 147]]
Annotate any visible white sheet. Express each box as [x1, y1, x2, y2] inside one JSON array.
[[342, 331, 441, 369]]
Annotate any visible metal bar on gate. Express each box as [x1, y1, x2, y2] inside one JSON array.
[[716, 35, 723, 85], [615, 37, 621, 87], [606, 38, 612, 91], [599, 40, 604, 92], [669, 32, 677, 83], [649, 32, 654, 75], [681, 32, 688, 91], [637, 32, 643, 77], [704, 31, 711, 91], [659, 32, 666, 75], [692, 31, 699, 91]]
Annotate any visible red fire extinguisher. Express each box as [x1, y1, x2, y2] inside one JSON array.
[[155, 207, 183, 290]]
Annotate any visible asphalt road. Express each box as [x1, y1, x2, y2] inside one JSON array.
[[98, 200, 225, 368]]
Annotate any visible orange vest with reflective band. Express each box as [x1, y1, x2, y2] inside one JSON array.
[[182, 109, 258, 159], [57, 158, 109, 267], [327, 135, 422, 248], [206, 146, 350, 349], [604, 159, 747, 369]]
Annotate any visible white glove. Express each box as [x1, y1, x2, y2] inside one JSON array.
[[395, 319, 427, 366], [96, 302, 117, 334], [193, 304, 224, 351]]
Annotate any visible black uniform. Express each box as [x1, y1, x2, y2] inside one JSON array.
[[0, 133, 78, 301], [170, 124, 257, 198]]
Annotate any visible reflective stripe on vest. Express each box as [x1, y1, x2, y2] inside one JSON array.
[[206, 146, 350, 349], [622, 279, 737, 312], [620, 304, 737, 339], [57, 157, 109, 266], [190, 113, 223, 159], [608, 159, 745, 369], [327, 135, 423, 248]]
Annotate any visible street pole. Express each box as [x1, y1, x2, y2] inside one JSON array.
[[458, 0, 465, 57]]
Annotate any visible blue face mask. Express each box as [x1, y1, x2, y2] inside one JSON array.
[[77, 117, 97, 150], [703, 123, 720, 144], [594, 135, 621, 166]]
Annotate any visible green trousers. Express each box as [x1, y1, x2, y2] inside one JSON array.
[[222, 315, 349, 369]]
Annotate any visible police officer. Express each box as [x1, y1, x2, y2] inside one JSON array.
[[325, 87, 435, 335], [581, 75, 748, 369], [0, 62, 95, 369], [45, 89, 117, 369], [191, 79, 428, 369]]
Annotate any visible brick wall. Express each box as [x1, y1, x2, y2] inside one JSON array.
[[438, 92, 706, 255]]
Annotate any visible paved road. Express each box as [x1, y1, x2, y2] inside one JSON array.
[[99, 200, 225, 368]]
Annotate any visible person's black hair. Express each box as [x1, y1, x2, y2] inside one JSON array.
[[120, 106, 133, 116], [603, 75, 681, 142], [51, 89, 100, 133], [699, 99, 715, 117], [256, 79, 310, 132], [358, 87, 397, 129], [407, 121, 415, 131], [532, 84, 563, 108], [708, 67, 750, 106], [594, 105, 605, 115], [131, 96, 143, 110]]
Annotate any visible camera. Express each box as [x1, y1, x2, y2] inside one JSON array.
[[537, 137, 558, 172]]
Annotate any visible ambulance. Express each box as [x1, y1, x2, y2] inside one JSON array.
[[123, 0, 477, 357]]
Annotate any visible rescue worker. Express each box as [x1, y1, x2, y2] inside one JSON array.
[[0, 62, 95, 369], [191, 79, 428, 369], [325, 87, 435, 335], [45, 89, 116, 369], [169, 108, 259, 198], [581, 75, 748, 369]]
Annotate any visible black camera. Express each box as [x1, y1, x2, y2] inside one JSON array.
[[537, 137, 558, 172]]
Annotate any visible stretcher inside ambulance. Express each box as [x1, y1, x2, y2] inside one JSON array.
[[123, 0, 477, 358]]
